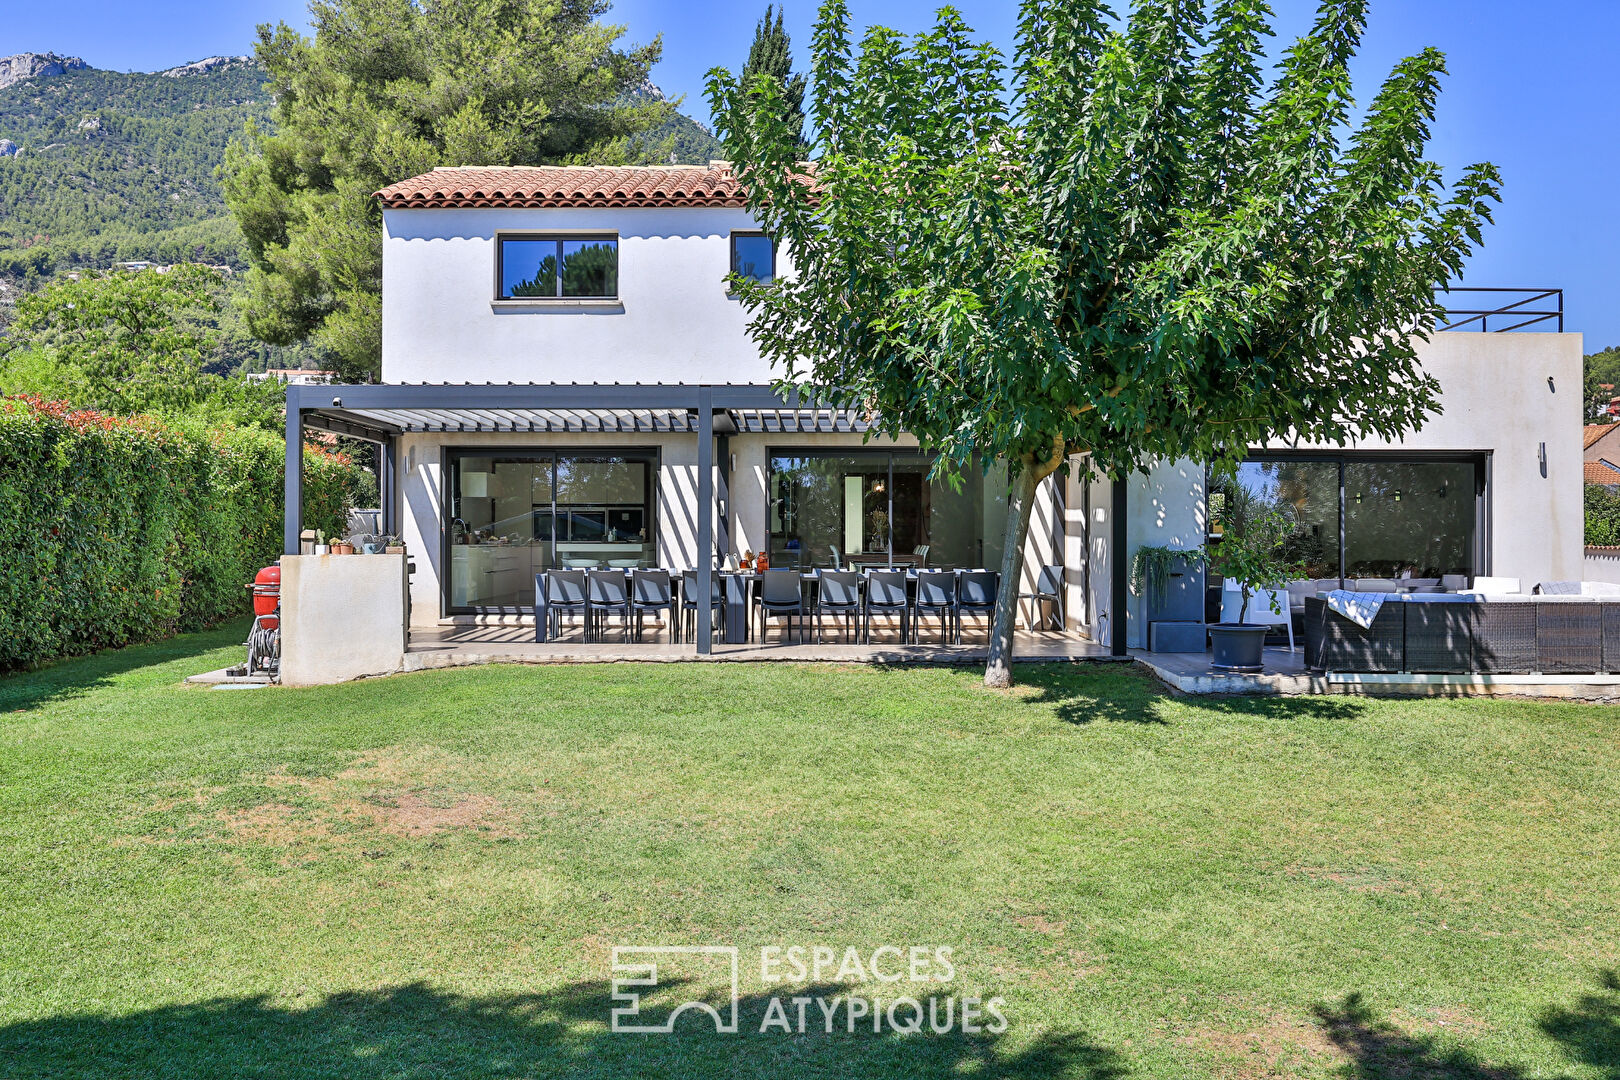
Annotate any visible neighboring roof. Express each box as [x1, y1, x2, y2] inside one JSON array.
[[1585, 460, 1620, 485], [375, 163, 748, 210], [1585, 422, 1618, 449]]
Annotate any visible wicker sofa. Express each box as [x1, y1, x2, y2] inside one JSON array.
[[1303, 595, 1618, 675]]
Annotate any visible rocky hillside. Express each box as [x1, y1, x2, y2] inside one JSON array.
[[0, 53, 88, 90], [0, 55, 267, 276], [0, 52, 723, 282]]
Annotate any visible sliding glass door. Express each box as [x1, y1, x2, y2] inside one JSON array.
[[447, 449, 657, 612], [767, 450, 1009, 570], [1210, 452, 1485, 586]]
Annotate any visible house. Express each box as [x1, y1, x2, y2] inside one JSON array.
[[278, 163, 1583, 655]]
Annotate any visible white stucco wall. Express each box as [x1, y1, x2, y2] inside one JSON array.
[[1067, 331, 1585, 647], [381, 206, 789, 385]]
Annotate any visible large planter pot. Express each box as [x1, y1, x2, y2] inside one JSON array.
[[1208, 622, 1269, 673]]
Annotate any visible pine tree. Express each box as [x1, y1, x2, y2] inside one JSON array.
[[741, 6, 806, 149]]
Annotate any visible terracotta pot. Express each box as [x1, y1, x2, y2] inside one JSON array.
[[333, 542, 355, 555]]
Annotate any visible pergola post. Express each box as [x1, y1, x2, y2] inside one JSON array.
[[283, 386, 304, 557], [380, 436, 398, 537], [695, 386, 715, 654], [1111, 475, 1128, 656]]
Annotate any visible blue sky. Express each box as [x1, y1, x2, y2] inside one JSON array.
[[5, 0, 1616, 347]]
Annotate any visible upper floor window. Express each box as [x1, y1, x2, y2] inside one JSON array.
[[731, 232, 775, 284], [498, 234, 618, 300]]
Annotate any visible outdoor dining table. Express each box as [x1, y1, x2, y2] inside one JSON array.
[[533, 567, 996, 645]]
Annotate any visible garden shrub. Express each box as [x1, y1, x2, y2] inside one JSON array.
[[0, 396, 372, 670], [1586, 483, 1620, 548]]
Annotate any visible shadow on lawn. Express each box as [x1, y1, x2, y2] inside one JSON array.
[[1313, 973, 1620, 1079], [0, 979, 1127, 1080], [1013, 663, 1370, 726], [0, 621, 245, 714]]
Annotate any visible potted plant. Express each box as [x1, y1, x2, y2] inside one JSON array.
[[384, 535, 406, 555], [313, 529, 330, 556], [1205, 490, 1308, 673], [333, 535, 355, 555]]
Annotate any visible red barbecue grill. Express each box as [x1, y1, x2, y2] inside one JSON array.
[[239, 563, 281, 677]]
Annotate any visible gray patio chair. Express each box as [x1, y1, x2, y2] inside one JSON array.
[[630, 570, 675, 643], [1017, 564, 1064, 630], [586, 570, 631, 643], [956, 571, 998, 644], [829, 543, 843, 571], [863, 569, 910, 643], [758, 568, 806, 643], [815, 570, 862, 643], [913, 570, 957, 644], [679, 570, 726, 644], [545, 569, 589, 640]]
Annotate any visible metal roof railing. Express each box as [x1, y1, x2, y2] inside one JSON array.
[[1437, 287, 1563, 332]]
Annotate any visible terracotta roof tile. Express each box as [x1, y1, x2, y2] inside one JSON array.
[[1585, 422, 1618, 449], [1585, 460, 1620, 485], [375, 163, 749, 210]]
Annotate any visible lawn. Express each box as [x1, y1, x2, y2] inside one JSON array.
[[0, 622, 1616, 1079]]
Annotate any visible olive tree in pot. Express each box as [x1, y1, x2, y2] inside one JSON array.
[[1205, 500, 1309, 674]]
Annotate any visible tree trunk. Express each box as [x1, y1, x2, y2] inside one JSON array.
[[984, 462, 1043, 690]]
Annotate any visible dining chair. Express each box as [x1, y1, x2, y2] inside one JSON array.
[[630, 570, 675, 643], [1017, 564, 1064, 631], [758, 568, 806, 644], [956, 571, 998, 644], [913, 570, 957, 644], [545, 569, 589, 640], [863, 569, 909, 644], [586, 570, 632, 643], [680, 570, 726, 643], [815, 571, 862, 643]]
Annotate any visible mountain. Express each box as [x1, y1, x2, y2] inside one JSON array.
[[0, 53, 88, 90], [0, 53, 723, 283], [627, 80, 725, 164], [0, 54, 266, 277]]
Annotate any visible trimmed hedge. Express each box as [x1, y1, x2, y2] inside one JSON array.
[[0, 396, 372, 671]]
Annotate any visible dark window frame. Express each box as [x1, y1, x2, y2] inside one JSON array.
[[1204, 449, 1490, 604], [729, 231, 776, 284], [765, 447, 1003, 569], [495, 233, 620, 301], [444, 445, 658, 615]]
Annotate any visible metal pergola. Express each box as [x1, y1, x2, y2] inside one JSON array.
[[283, 381, 1128, 656]]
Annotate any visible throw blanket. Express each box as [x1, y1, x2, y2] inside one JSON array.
[[1326, 590, 1386, 630]]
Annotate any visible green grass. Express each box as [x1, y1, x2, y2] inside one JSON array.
[[0, 622, 1616, 1079]]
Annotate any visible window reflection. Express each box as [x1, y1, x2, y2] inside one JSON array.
[[448, 451, 655, 610], [768, 450, 1007, 570]]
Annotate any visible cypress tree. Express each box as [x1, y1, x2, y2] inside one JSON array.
[[741, 6, 807, 149]]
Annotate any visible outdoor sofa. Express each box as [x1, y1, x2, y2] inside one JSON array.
[[1303, 583, 1620, 675]]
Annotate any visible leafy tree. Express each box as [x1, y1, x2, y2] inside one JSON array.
[[1583, 345, 1620, 421], [741, 6, 807, 149], [0, 265, 283, 427], [708, 0, 1500, 687], [222, 0, 675, 381], [1586, 483, 1620, 547]]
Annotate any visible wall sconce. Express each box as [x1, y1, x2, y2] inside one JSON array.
[[1353, 493, 1362, 504], [1392, 489, 1401, 502]]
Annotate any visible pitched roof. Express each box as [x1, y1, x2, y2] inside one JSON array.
[[1585, 460, 1620, 485], [374, 164, 748, 210], [1585, 423, 1618, 449]]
